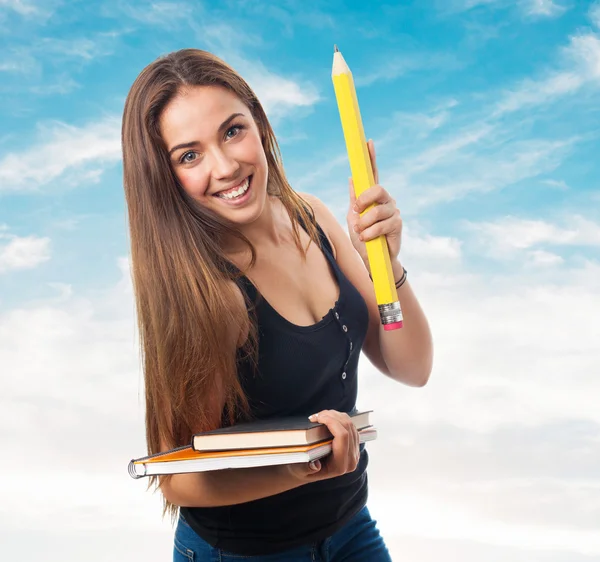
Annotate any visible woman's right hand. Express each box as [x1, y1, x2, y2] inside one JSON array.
[[286, 410, 361, 482]]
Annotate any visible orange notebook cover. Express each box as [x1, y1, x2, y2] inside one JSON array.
[[128, 427, 377, 478]]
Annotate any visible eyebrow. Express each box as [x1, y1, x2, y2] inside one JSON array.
[[167, 112, 245, 157]]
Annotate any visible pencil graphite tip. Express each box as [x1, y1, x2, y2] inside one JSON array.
[[334, 44, 339, 52]]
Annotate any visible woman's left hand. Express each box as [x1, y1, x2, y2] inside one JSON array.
[[346, 140, 403, 267]]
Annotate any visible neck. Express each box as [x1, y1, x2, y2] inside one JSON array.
[[222, 195, 290, 260]]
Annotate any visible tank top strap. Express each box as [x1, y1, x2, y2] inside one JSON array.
[[222, 260, 259, 303], [296, 203, 334, 257], [314, 222, 334, 257], [223, 204, 333, 306]]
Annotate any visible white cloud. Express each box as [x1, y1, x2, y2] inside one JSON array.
[[0, 32, 124, 87], [495, 30, 600, 116], [0, 116, 121, 192], [0, 60, 24, 72], [0, 48, 39, 75], [350, 23, 597, 211], [591, 2, 600, 29], [568, 33, 600, 80], [402, 227, 463, 263], [113, 5, 320, 122], [522, 0, 566, 18], [391, 134, 576, 209], [0, 0, 38, 16], [439, 0, 507, 14], [0, 233, 50, 273], [37, 36, 116, 61], [292, 153, 349, 195], [297, 103, 578, 211], [354, 52, 462, 87], [327, 11, 599, 215], [400, 124, 495, 177], [527, 249, 565, 266], [116, 1, 194, 27], [384, 100, 458, 142], [369, 481, 600, 555], [463, 214, 600, 258], [242, 60, 320, 121], [29, 76, 80, 95], [541, 178, 569, 190], [0, 0, 58, 22], [47, 282, 73, 301], [495, 71, 584, 115], [3, 249, 599, 560], [195, 26, 320, 121], [236, 0, 336, 36], [439, 0, 567, 18]]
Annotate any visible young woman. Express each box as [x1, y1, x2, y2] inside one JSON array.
[[122, 48, 433, 561]]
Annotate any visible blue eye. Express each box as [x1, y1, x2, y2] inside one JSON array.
[[180, 151, 197, 164], [225, 124, 245, 140]]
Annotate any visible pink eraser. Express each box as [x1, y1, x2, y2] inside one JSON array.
[[383, 321, 403, 331]]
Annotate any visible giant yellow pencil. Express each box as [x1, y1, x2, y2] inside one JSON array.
[[332, 45, 403, 330]]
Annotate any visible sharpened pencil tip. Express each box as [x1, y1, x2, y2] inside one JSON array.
[[334, 44, 339, 52]]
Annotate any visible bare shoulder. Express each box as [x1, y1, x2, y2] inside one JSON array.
[[297, 191, 344, 259], [297, 191, 333, 220]]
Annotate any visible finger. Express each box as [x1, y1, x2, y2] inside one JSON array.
[[310, 412, 352, 473], [319, 411, 360, 472], [311, 410, 355, 427], [309, 411, 348, 434], [354, 202, 397, 233], [355, 184, 391, 214], [351, 427, 360, 467], [287, 459, 323, 481], [342, 417, 359, 470], [367, 139, 379, 185], [358, 213, 402, 243], [321, 410, 359, 466]]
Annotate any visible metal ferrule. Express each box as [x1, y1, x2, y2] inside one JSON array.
[[378, 301, 403, 325]]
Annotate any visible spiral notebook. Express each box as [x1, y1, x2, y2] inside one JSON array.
[[129, 426, 377, 479]]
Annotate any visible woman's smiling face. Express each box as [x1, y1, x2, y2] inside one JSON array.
[[160, 85, 269, 225]]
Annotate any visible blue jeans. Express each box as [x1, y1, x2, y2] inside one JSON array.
[[173, 505, 392, 561]]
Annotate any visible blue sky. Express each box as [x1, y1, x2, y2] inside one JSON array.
[[2, 0, 599, 301], [1, 1, 600, 561]]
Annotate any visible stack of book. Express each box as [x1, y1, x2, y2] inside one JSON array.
[[128, 410, 376, 478]]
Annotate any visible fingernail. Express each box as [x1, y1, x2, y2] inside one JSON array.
[[353, 224, 359, 232], [308, 414, 318, 421], [309, 460, 321, 471], [353, 204, 358, 212]]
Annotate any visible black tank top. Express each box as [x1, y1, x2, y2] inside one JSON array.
[[180, 216, 370, 556]]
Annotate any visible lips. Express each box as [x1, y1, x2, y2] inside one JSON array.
[[213, 176, 251, 198]]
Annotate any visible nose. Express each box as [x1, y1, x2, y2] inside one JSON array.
[[210, 146, 240, 181]]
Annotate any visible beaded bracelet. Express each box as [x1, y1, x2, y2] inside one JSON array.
[[369, 267, 407, 288]]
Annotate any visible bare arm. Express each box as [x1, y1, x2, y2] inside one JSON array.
[[160, 410, 360, 508], [300, 192, 433, 386], [161, 464, 308, 507]]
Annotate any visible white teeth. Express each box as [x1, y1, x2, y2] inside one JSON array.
[[218, 178, 250, 200]]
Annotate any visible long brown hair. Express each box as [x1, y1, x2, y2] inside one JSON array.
[[121, 49, 320, 519]]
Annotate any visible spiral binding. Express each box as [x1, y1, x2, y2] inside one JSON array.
[[128, 460, 146, 479]]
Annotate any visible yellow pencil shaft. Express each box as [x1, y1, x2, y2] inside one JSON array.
[[332, 71, 397, 305]]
